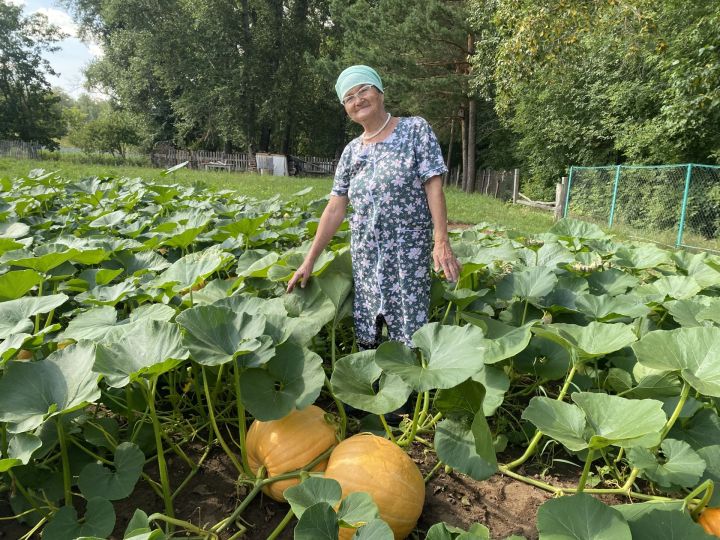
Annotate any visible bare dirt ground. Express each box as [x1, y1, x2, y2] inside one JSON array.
[[1, 440, 587, 540]]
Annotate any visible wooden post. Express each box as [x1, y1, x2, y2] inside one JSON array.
[[555, 176, 568, 221], [512, 169, 520, 203]]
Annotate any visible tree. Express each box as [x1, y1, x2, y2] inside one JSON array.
[[69, 110, 141, 158], [0, 2, 67, 147]]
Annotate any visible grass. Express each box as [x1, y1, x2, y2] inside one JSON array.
[[0, 157, 557, 235], [2, 156, 716, 252]]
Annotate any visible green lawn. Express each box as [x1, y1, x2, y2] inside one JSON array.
[[0, 157, 556, 235]]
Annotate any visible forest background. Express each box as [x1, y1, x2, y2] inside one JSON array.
[[2, 0, 719, 196]]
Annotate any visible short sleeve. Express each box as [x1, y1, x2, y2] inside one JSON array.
[[413, 117, 448, 182], [331, 144, 353, 197]]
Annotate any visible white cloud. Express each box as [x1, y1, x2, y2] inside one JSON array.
[[34, 8, 78, 37], [87, 40, 104, 58]]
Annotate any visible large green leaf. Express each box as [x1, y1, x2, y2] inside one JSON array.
[[375, 323, 486, 392], [532, 322, 636, 362], [337, 493, 381, 529], [351, 519, 394, 539], [612, 245, 671, 270], [42, 497, 116, 540], [434, 413, 497, 481], [0, 269, 42, 300], [634, 276, 703, 302], [331, 350, 412, 415], [477, 320, 534, 364], [522, 397, 588, 451], [5, 247, 77, 273], [150, 247, 233, 291], [586, 269, 639, 297], [0, 293, 68, 339], [176, 305, 266, 366], [670, 409, 720, 450], [94, 320, 189, 387], [76, 280, 137, 306], [627, 439, 705, 488], [523, 393, 666, 452], [574, 294, 650, 320], [537, 494, 631, 539], [573, 392, 665, 450], [284, 477, 342, 519], [548, 219, 608, 240], [496, 266, 558, 301], [0, 342, 100, 433], [613, 505, 713, 540], [0, 433, 42, 472], [240, 342, 325, 420], [294, 502, 339, 540], [632, 327, 720, 396], [78, 442, 145, 500], [435, 379, 486, 418]]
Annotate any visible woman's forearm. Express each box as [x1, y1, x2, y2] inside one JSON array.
[[305, 195, 349, 262], [424, 176, 449, 242]]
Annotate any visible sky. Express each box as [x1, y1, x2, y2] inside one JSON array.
[[9, 0, 104, 98]]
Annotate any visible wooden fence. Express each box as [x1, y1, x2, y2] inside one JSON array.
[[150, 148, 253, 172], [446, 167, 518, 200], [0, 140, 41, 160]]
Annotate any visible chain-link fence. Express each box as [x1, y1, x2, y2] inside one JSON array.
[[564, 164, 720, 253]]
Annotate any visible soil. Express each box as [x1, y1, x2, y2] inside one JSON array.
[[0, 438, 609, 540]]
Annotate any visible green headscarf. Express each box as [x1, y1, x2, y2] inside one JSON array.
[[335, 65, 384, 103]]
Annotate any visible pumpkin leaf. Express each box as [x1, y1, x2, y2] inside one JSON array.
[[532, 322, 637, 362], [0, 433, 42, 472], [522, 397, 588, 452], [293, 502, 339, 540], [351, 519, 394, 539], [331, 350, 412, 415], [375, 323, 485, 392], [0, 342, 100, 433], [0, 269, 43, 300], [496, 266, 558, 302], [537, 493, 631, 539], [78, 442, 145, 500], [93, 320, 189, 388], [615, 507, 712, 540], [0, 294, 68, 339], [284, 477, 342, 519], [632, 327, 720, 397], [434, 412, 497, 481], [240, 342, 324, 421], [627, 439, 705, 488], [42, 497, 116, 540], [337, 492, 380, 528], [176, 305, 266, 366]]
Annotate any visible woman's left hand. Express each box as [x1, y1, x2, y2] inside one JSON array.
[[433, 239, 461, 282]]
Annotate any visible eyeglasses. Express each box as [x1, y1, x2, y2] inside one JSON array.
[[342, 84, 375, 106]]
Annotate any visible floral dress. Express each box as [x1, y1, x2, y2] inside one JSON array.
[[331, 116, 447, 347]]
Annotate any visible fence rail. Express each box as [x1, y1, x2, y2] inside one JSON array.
[[0, 140, 41, 160], [564, 163, 720, 252], [150, 149, 253, 172]]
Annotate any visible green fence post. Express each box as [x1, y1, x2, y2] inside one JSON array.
[[608, 165, 622, 227], [563, 166, 574, 218], [676, 164, 693, 248]]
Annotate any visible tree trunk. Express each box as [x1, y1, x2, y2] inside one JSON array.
[[445, 116, 455, 186], [467, 97, 476, 193], [461, 104, 468, 191]]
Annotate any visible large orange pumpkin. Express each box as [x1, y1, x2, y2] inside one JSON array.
[[246, 405, 337, 502], [323, 433, 425, 540], [699, 507, 720, 536]]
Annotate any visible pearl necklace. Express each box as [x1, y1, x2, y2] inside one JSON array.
[[362, 113, 392, 142]]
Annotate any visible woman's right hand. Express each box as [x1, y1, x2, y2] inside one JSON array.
[[286, 259, 315, 293]]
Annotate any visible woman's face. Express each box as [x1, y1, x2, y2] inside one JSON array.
[[343, 84, 384, 124]]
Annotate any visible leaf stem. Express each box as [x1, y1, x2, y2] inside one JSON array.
[[267, 509, 295, 540], [659, 381, 690, 441], [56, 416, 73, 507], [424, 460, 444, 484], [577, 448, 596, 492], [232, 362, 253, 477], [145, 377, 175, 523], [201, 365, 244, 474]]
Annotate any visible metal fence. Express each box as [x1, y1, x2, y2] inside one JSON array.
[[564, 164, 720, 252]]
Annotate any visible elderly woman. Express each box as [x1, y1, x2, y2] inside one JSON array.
[[287, 65, 460, 348]]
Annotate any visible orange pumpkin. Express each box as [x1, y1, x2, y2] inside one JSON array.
[[699, 507, 720, 536], [323, 433, 425, 540], [16, 349, 33, 360], [246, 405, 337, 502]]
